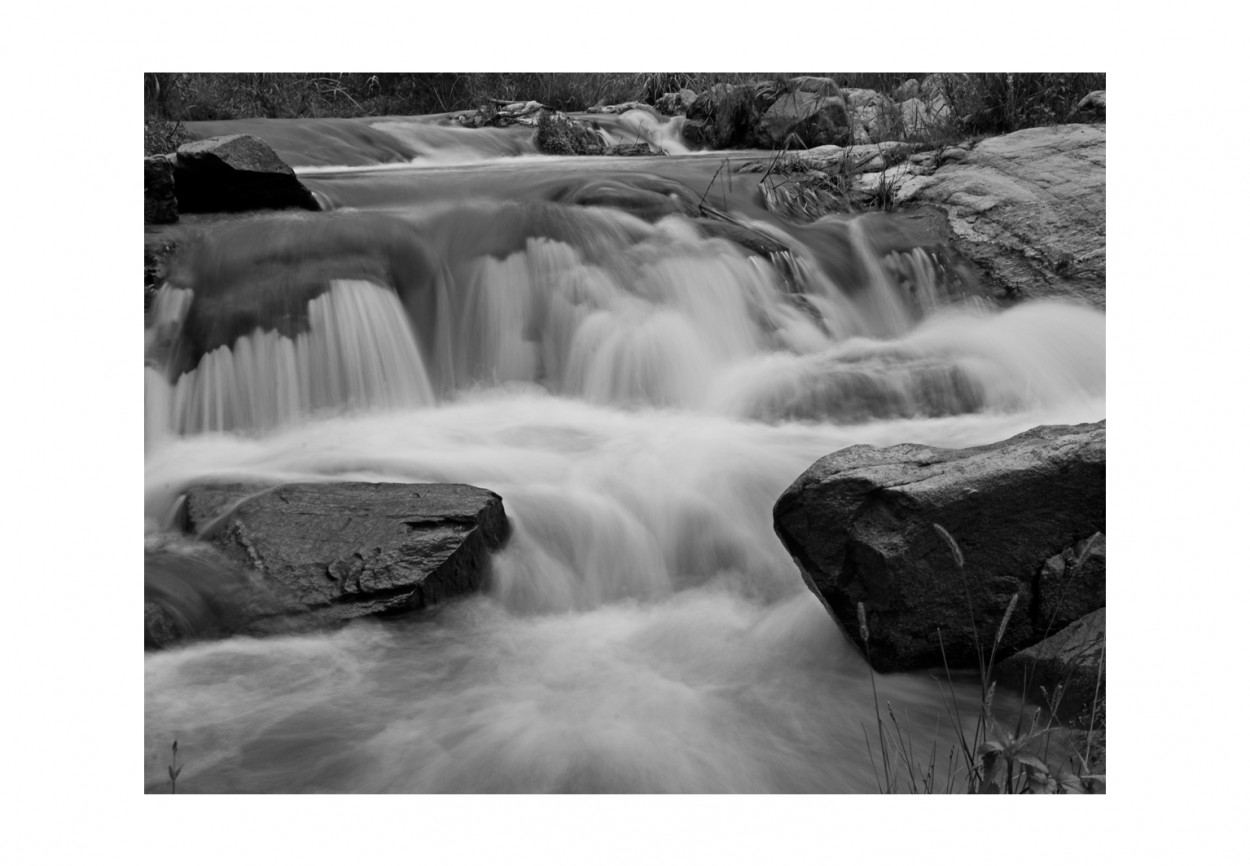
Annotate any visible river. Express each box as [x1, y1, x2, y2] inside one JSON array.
[[143, 110, 1105, 793]]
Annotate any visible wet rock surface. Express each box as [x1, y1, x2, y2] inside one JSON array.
[[773, 421, 1106, 671], [145, 482, 510, 648]]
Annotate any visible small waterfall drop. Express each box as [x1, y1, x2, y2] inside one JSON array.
[[147, 279, 434, 438]]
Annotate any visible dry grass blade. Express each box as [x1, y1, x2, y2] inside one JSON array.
[[932, 523, 964, 568], [994, 593, 1018, 650]]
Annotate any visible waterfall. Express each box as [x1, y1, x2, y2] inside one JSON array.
[[145, 117, 1105, 794], [147, 279, 434, 438]]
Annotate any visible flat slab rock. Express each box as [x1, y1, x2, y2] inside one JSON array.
[[173, 481, 509, 637], [773, 421, 1105, 672]]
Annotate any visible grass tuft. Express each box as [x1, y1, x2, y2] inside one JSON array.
[[860, 526, 1106, 794]]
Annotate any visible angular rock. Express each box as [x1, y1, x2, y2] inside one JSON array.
[[893, 78, 921, 103], [789, 76, 841, 96], [144, 155, 178, 224], [682, 83, 772, 149], [920, 73, 967, 104], [893, 124, 1106, 307], [179, 481, 510, 629], [773, 421, 1105, 672], [842, 88, 901, 144], [536, 111, 606, 155], [997, 608, 1105, 723], [654, 89, 697, 116], [755, 88, 852, 149], [1074, 90, 1106, 120], [586, 101, 652, 114], [898, 96, 950, 137], [1037, 532, 1105, 628], [778, 141, 919, 175], [174, 134, 320, 214]]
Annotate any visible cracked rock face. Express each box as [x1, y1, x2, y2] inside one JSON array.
[[772, 422, 1105, 671], [168, 482, 509, 639], [894, 124, 1106, 308]]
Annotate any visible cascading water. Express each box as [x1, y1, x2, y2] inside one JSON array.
[[145, 115, 1106, 793]]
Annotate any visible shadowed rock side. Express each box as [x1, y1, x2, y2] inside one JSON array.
[[772, 421, 1105, 672], [173, 134, 321, 214], [144, 156, 178, 224], [146, 482, 509, 648], [894, 124, 1106, 308], [997, 607, 1105, 723]]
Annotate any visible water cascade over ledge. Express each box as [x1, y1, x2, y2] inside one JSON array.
[[145, 114, 1106, 793]]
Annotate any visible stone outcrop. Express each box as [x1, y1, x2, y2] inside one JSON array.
[[145, 481, 510, 647], [1074, 90, 1106, 120], [654, 89, 697, 116], [682, 82, 773, 149], [585, 101, 652, 114], [998, 607, 1105, 722], [755, 81, 851, 149], [535, 111, 607, 155], [893, 124, 1106, 307], [144, 155, 178, 224], [773, 421, 1105, 672], [842, 88, 901, 144], [173, 134, 320, 214]]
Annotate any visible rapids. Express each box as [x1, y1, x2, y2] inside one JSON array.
[[144, 113, 1106, 793]]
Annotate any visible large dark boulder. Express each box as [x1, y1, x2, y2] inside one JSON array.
[[682, 83, 773, 149], [157, 482, 509, 644], [773, 421, 1105, 671], [144, 155, 178, 224], [173, 134, 320, 214]]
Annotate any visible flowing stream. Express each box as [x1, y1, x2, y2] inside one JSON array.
[[144, 112, 1106, 793]]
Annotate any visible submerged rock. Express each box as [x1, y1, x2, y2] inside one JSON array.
[[893, 124, 1106, 307], [159, 482, 510, 642], [773, 421, 1105, 672], [173, 134, 320, 214], [144, 541, 284, 649]]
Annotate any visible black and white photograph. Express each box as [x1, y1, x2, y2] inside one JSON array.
[[13, 2, 1250, 860], [141, 70, 1108, 796]]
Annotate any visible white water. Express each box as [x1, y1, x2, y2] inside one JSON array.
[[145, 120, 1106, 793]]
